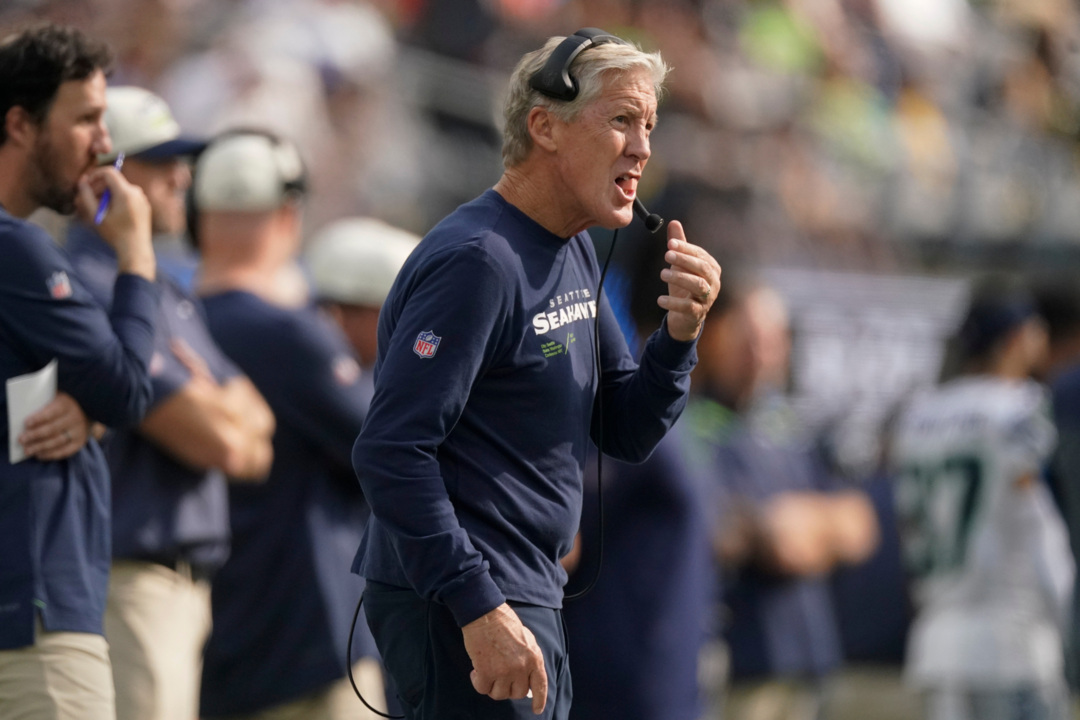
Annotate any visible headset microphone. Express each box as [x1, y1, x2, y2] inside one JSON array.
[[633, 198, 663, 233]]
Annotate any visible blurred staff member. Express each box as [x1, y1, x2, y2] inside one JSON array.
[[685, 280, 878, 720], [563, 428, 718, 720], [1041, 281, 1080, 704], [0, 24, 159, 720], [351, 28, 721, 720], [192, 132, 385, 720], [65, 86, 276, 720], [892, 278, 1073, 720], [303, 217, 419, 719], [305, 217, 420, 376]]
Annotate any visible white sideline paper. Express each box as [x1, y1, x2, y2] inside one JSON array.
[[6, 359, 57, 464]]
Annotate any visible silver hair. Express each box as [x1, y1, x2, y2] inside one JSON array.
[[501, 36, 668, 168]]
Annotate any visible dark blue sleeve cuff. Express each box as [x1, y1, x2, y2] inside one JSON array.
[[112, 273, 160, 315], [652, 316, 699, 372], [440, 570, 507, 628], [110, 273, 160, 363]]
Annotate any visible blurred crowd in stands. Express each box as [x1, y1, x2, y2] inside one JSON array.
[[4, 0, 1079, 271]]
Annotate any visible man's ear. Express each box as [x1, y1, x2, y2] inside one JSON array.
[[4, 106, 38, 150], [527, 106, 558, 153]]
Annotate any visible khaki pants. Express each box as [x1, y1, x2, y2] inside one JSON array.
[[822, 665, 921, 720], [724, 678, 824, 720], [0, 619, 115, 720], [212, 659, 388, 720], [104, 560, 212, 720]]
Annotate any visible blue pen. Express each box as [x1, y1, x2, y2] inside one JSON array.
[[93, 151, 125, 225]]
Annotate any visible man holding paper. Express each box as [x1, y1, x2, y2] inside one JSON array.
[[0, 24, 158, 720]]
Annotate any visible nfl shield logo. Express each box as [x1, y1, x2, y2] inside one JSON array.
[[47, 271, 72, 300], [413, 330, 441, 359]]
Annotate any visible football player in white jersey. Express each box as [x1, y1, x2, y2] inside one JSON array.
[[892, 279, 1075, 720]]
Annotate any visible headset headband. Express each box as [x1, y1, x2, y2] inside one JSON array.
[[529, 28, 629, 102]]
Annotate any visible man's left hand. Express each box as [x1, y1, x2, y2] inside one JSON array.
[[20, 392, 91, 461], [657, 220, 721, 342]]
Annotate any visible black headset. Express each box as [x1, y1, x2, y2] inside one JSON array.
[[529, 27, 629, 102], [530, 28, 663, 233], [185, 128, 309, 249]]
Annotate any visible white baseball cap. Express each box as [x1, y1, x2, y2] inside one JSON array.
[[193, 132, 307, 212], [101, 86, 205, 162], [305, 218, 420, 308]]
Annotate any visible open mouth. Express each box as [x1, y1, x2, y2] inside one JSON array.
[[614, 174, 637, 201]]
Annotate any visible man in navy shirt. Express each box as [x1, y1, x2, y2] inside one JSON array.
[[67, 86, 276, 720], [684, 281, 878, 720], [191, 131, 384, 720], [0, 24, 158, 720], [351, 29, 722, 720], [563, 427, 718, 720], [305, 216, 421, 717]]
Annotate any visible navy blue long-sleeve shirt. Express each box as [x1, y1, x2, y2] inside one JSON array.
[[67, 225, 235, 572], [352, 190, 697, 627], [565, 426, 718, 720], [0, 209, 157, 649], [684, 394, 844, 680], [199, 292, 376, 716]]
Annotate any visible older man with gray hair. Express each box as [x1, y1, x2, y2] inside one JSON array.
[[351, 29, 721, 720]]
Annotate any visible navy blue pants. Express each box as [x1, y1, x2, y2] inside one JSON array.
[[363, 581, 572, 720]]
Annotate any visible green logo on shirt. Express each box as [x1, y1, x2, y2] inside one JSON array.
[[540, 332, 576, 358]]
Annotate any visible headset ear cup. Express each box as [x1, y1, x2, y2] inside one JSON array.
[[528, 28, 628, 101], [529, 33, 590, 100]]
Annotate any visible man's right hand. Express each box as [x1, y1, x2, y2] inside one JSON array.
[[461, 603, 548, 715], [76, 166, 155, 281]]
